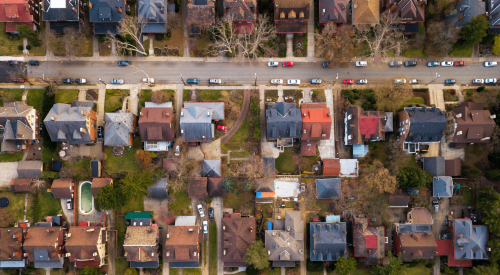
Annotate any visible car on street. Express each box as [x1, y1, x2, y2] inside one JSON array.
[[311, 79, 322, 84], [472, 79, 484, 84], [484, 61, 498, 67], [75, 78, 86, 84], [67, 199, 72, 210], [445, 79, 456, 84], [28, 60, 39, 66], [197, 204, 205, 217], [322, 62, 330, 68], [203, 221, 208, 233], [427, 61, 439, 67], [111, 79, 124, 84], [143, 78, 155, 84], [208, 207, 214, 220], [174, 145, 180, 156], [8, 61, 18, 66], [117, 61, 130, 66], [454, 61, 466, 66], [62, 78, 73, 84], [355, 61, 367, 67], [187, 78, 199, 84], [389, 61, 402, 67], [441, 61, 453, 66], [404, 61, 417, 67], [12, 78, 24, 83], [287, 79, 300, 85], [283, 62, 294, 67], [485, 78, 497, 84], [394, 79, 406, 84], [271, 79, 283, 84], [432, 200, 438, 213], [209, 79, 221, 84], [410, 79, 420, 84], [97, 126, 103, 139], [357, 79, 367, 84], [343, 79, 354, 84], [268, 61, 279, 67], [217, 125, 227, 131]]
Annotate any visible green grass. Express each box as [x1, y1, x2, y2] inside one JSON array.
[[311, 89, 326, 102], [404, 47, 426, 58], [275, 147, 298, 174], [55, 89, 79, 104], [104, 147, 141, 174], [198, 90, 223, 101], [0, 152, 24, 162], [405, 264, 431, 275], [230, 151, 252, 158], [262, 204, 273, 222], [0, 191, 29, 227], [0, 89, 24, 107], [120, 196, 144, 214], [450, 41, 474, 57], [404, 97, 425, 104], [227, 117, 249, 143], [105, 89, 128, 113], [38, 191, 63, 219], [419, 22, 425, 35], [115, 258, 128, 275], [26, 89, 46, 111], [209, 221, 217, 275], [62, 157, 91, 181], [0, 23, 23, 55], [183, 269, 202, 275], [169, 268, 179, 275], [169, 191, 192, 216], [203, 240, 207, 266], [183, 90, 191, 102], [139, 89, 153, 110], [460, 187, 474, 206], [302, 155, 319, 173]]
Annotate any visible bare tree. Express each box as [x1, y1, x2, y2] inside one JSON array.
[[237, 15, 275, 59], [105, 17, 147, 55], [61, 27, 87, 56], [356, 12, 405, 58], [206, 16, 239, 57], [227, 156, 265, 179], [360, 160, 398, 194], [167, 12, 183, 32], [316, 23, 355, 67], [187, 6, 215, 33], [151, 90, 169, 103], [373, 76, 413, 111], [425, 20, 459, 56]]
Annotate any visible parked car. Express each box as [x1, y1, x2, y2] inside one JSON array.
[[8, 61, 18, 66], [111, 79, 124, 84], [454, 61, 466, 66], [208, 207, 214, 220], [12, 78, 25, 83], [357, 79, 367, 84], [117, 61, 130, 66], [97, 126, 103, 139], [217, 125, 227, 131], [283, 62, 294, 67], [432, 200, 438, 213], [389, 61, 402, 67], [444, 79, 456, 84], [404, 61, 417, 67], [394, 79, 406, 84], [67, 199, 72, 210], [355, 61, 367, 67], [28, 60, 39, 66], [343, 79, 354, 84], [187, 78, 199, 84], [62, 78, 73, 84], [484, 61, 498, 67], [209, 79, 221, 84], [143, 78, 154, 84], [271, 79, 283, 84], [485, 78, 497, 84], [197, 204, 205, 217], [472, 79, 484, 84], [427, 61, 439, 67], [287, 79, 300, 85], [322, 62, 330, 68], [410, 79, 420, 84], [311, 79, 322, 84], [203, 221, 208, 234], [268, 61, 279, 67], [75, 78, 87, 84], [441, 61, 453, 67], [174, 145, 180, 156]]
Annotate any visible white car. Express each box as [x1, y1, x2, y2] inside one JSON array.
[[410, 79, 420, 84], [111, 79, 124, 84], [270, 79, 283, 84], [357, 79, 367, 84], [287, 79, 300, 85], [355, 61, 367, 67], [268, 61, 279, 67], [394, 79, 406, 84], [143, 78, 154, 84], [209, 79, 221, 84], [472, 79, 484, 84], [441, 61, 453, 67], [485, 61, 498, 67], [174, 145, 180, 156], [197, 204, 205, 217], [203, 221, 208, 234], [485, 78, 497, 84], [66, 199, 72, 210]]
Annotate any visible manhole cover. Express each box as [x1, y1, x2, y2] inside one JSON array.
[[0, 197, 10, 208]]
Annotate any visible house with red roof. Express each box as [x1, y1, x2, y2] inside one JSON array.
[[65, 224, 107, 268], [352, 217, 385, 264], [223, 0, 257, 33], [300, 103, 331, 156], [0, 0, 40, 33], [322, 159, 340, 176]]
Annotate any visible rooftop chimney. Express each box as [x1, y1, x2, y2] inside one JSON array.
[[118, 7, 122, 13]]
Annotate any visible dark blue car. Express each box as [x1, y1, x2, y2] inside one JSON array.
[[187, 78, 199, 84], [208, 207, 214, 220], [117, 61, 130, 66]]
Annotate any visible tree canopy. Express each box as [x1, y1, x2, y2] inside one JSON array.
[[493, 35, 500, 55], [483, 209, 500, 237], [16, 24, 40, 47], [461, 15, 489, 45], [370, 253, 405, 275], [373, 78, 413, 112], [398, 167, 433, 189], [95, 184, 124, 211], [361, 160, 397, 194], [315, 23, 355, 67], [477, 186, 500, 210], [120, 170, 154, 198], [488, 239, 500, 262], [79, 266, 99, 275], [468, 264, 499, 275], [244, 241, 269, 270], [335, 257, 357, 275]]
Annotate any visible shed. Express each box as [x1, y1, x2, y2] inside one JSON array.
[[10, 178, 33, 192], [147, 178, 168, 198], [17, 161, 43, 178], [91, 160, 101, 178]]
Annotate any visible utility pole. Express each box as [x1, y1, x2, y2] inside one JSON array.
[[180, 74, 185, 85], [254, 73, 257, 87], [98, 78, 105, 84]]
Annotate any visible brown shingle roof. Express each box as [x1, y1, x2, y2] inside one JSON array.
[[407, 208, 433, 224], [23, 227, 66, 263], [188, 178, 208, 199], [255, 178, 274, 192], [352, 217, 385, 259], [124, 226, 160, 263], [51, 178, 74, 198], [221, 214, 256, 266], [207, 177, 223, 198], [301, 140, 317, 156], [10, 178, 33, 192], [445, 159, 461, 177], [65, 226, 104, 264], [91, 178, 113, 197], [164, 226, 200, 262], [17, 161, 42, 178], [452, 102, 496, 144], [352, 0, 379, 25], [139, 108, 174, 142], [0, 227, 24, 262]]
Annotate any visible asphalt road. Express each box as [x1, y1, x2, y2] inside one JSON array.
[[26, 61, 500, 85], [0, 61, 27, 83]]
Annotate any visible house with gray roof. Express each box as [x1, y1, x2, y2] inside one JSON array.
[[265, 211, 304, 267], [0, 102, 39, 152], [433, 176, 453, 198], [104, 112, 136, 147], [203, 159, 221, 177], [315, 178, 341, 199], [180, 102, 224, 143], [446, 0, 484, 27], [17, 161, 42, 178], [310, 222, 346, 261], [138, 0, 167, 33], [451, 219, 488, 261], [42, 0, 84, 33], [488, 0, 500, 33], [43, 103, 97, 145], [148, 178, 168, 198], [266, 102, 302, 143], [89, 0, 125, 34], [399, 107, 446, 154], [423, 157, 445, 177]]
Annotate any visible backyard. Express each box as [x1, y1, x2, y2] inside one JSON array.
[[209, 221, 217, 275], [37, 191, 64, 219], [60, 157, 91, 180], [169, 191, 191, 216], [0, 152, 24, 162], [0, 191, 32, 227], [104, 147, 141, 174], [55, 89, 79, 104], [275, 147, 299, 174], [139, 89, 176, 110]]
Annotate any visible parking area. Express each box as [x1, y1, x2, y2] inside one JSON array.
[[0, 61, 27, 83], [432, 198, 450, 239], [0, 162, 19, 187]]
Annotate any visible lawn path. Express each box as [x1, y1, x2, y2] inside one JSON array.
[[220, 90, 250, 144]]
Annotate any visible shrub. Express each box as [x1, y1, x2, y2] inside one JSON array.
[[462, 169, 470, 175], [444, 266, 456, 274], [477, 86, 486, 92], [449, 89, 456, 95], [41, 147, 54, 164], [42, 171, 59, 179], [469, 168, 481, 174], [205, 198, 212, 204], [466, 90, 474, 97], [26, 45, 30, 50], [18, 45, 23, 51], [307, 261, 324, 272], [155, 33, 164, 41], [486, 170, 500, 179], [278, 50, 286, 57]]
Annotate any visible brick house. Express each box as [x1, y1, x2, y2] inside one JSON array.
[[300, 103, 331, 156], [0, 0, 40, 33], [221, 213, 256, 267], [318, 0, 347, 25], [65, 225, 107, 268], [273, 0, 309, 34], [223, 0, 257, 33]]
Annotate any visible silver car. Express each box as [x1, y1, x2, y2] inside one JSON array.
[[357, 79, 368, 84], [111, 79, 124, 84], [209, 79, 221, 84], [270, 79, 283, 84], [287, 79, 300, 85], [441, 61, 453, 67], [472, 79, 484, 84], [394, 79, 406, 84], [485, 78, 497, 84], [197, 204, 205, 217], [355, 61, 367, 67], [484, 61, 498, 67], [268, 61, 279, 67]]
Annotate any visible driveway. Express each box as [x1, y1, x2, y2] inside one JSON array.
[[428, 84, 445, 110], [61, 199, 74, 226], [0, 162, 18, 188], [432, 198, 450, 239], [211, 196, 223, 275]]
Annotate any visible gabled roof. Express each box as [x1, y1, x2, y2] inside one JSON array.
[[407, 207, 433, 224], [203, 159, 221, 177], [310, 222, 346, 261], [180, 103, 224, 141], [124, 226, 160, 265], [387, 0, 426, 22], [104, 112, 134, 146], [345, 107, 392, 145], [273, 0, 309, 33], [221, 214, 256, 266], [138, 0, 167, 33], [352, 217, 385, 259], [319, 0, 347, 24], [448, 0, 484, 27], [207, 177, 223, 197], [266, 102, 302, 139], [315, 178, 341, 199], [91, 178, 112, 197], [423, 157, 445, 177], [301, 103, 331, 141], [489, 0, 500, 30], [403, 107, 446, 143], [0, 1, 34, 24], [23, 227, 65, 264], [187, 0, 215, 30], [433, 176, 453, 198], [51, 178, 74, 198], [188, 177, 208, 199], [223, 0, 257, 22], [0, 227, 24, 263], [147, 178, 168, 198], [265, 211, 304, 263], [10, 178, 33, 192], [43, 103, 96, 144], [42, 0, 80, 22], [255, 178, 274, 192], [139, 107, 173, 142], [323, 159, 340, 176], [352, 0, 379, 26], [393, 207, 436, 260], [301, 140, 317, 156], [445, 159, 461, 177], [17, 161, 42, 178], [89, 0, 125, 33], [388, 190, 410, 207], [453, 219, 488, 260], [65, 226, 104, 264], [3, 119, 35, 142], [451, 102, 496, 144], [164, 226, 200, 263]]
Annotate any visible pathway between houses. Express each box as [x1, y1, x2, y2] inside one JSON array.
[[220, 89, 251, 143]]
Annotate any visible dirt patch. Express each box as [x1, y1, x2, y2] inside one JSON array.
[[221, 90, 229, 97]]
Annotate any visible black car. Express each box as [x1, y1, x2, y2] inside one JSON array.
[[97, 126, 104, 139], [322, 62, 330, 68], [404, 61, 417, 67], [62, 78, 73, 84], [8, 61, 18, 66], [28, 60, 39, 66], [208, 207, 214, 220]]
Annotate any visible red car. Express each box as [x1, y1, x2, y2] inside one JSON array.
[[343, 79, 354, 84], [454, 61, 466, 66], [283, 62, 294, 67], [217, 125, 227, 131], [12, 78, 25, 83]]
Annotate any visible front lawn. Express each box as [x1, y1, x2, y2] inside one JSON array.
[[275, 147, 298, 174], [183, 269, 202, 275], [115, 258, 128, 275], [26, 89, 46, 111], [0, 89, 24, 106], [0, 152, 24, 162], [197, 90, 223, 101], [104, 147, 141, 174], [105, 89, 128, 113], [311, 89, 326, 102], [169, 191, 191, 216], [0, 23, 23, 55], [403, 47, 426, 58], [227, 117, 249, 143], [209, 221, 217, 275], [139, 89, 153, 111], [55, 89, 79, 104], [450, 41, 473, 57]]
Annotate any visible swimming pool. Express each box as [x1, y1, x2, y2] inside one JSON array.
[[79, 181, 94, 215]]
